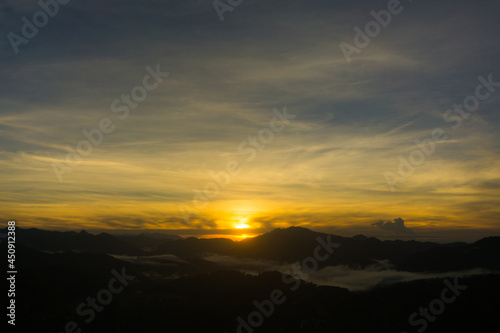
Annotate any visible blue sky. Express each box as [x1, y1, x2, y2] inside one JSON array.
[[1, 0, 500, 242]]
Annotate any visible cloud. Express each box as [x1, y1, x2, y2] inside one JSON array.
[[1, 0, 499, 238], [178, 254, 496, 291], [372, 217, 414, 234], [307, 266, 493, 291]]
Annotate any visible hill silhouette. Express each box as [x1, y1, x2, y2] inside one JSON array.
[[3, 226, 500, 272], [2, 227, 142, 255], [3, 240, 499, 332]]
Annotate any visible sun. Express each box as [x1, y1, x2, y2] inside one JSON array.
[[234, 217, 250, 229]]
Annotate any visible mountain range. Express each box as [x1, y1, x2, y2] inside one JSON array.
[[3, 226, 500, 272], [2, 226, 500, 332]]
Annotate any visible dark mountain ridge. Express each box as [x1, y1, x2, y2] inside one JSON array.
[[4, 240, 499, 333], [3, 226, 500, 272], [1, 227, 142, 255]]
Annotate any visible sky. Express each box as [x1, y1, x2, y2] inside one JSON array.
[[1, 0, 500, 242]]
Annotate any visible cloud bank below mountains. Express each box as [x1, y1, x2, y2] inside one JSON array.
[[119, 253, 494, 291]]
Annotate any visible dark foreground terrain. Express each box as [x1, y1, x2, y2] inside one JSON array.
[[3, 227, 500, 332]]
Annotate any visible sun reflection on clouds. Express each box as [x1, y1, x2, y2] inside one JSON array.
[[0, 0, 499, 243]]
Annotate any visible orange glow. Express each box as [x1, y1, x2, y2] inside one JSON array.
[[186, 233, 257, 241], [232, 234, 256, 241], [235, 222, 250, 229]]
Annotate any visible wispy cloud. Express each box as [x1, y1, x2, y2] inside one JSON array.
[[1, 0, 499, 240]]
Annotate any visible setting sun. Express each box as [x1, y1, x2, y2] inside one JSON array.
[[231, 215, 252, 230]]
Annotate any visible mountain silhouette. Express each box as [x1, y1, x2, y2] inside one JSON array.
[[2, 227, 142, 255], [398, 236, 500, 272], [4, 239, 499, 333], [3, 227, 500, 332], [154, 226, 499, 271], [3, 226, 500, 272]]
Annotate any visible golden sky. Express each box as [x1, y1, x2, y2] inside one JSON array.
[[1, 0, 500, 242]]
